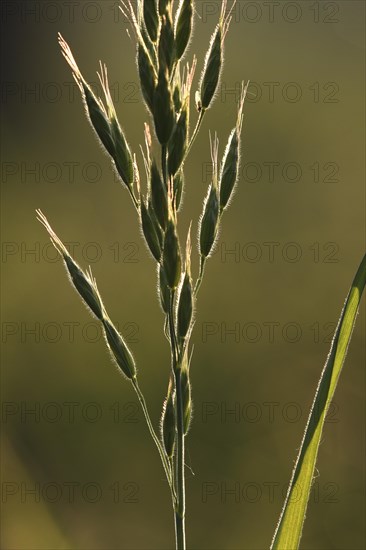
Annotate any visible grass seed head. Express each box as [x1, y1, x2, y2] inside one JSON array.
[[175, 0, 193, 60]]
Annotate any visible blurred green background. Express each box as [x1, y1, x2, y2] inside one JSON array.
[[1, 1, 365, 549]]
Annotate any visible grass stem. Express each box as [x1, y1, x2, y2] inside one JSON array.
[[174, 368, 186, 550], [131, 378, 175, 497]]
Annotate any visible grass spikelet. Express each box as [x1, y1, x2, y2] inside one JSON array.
[[36, 210, 104, 321], [121, 1, 158, 74], [168, 62, 195, 177], [98, 63, 134, 187], [153, 67, 175, 144], [151, 158, 168, 230], [173, 170, 184, 210], [158, 10, 176, 74], [168, 104, 188, 176], [143, 0, 159, 42], [102, 318, 137, 380], [175, 0, 194, 60], [140, 196, 163, 262], [59, 34, 136, 192], [177, 225, 193, 342], [158, 263, 171, 314], [37, 210, 136, 381], [219, 82, 248, 211], [162, 201, 182, 289], [198, 133, 220, 258], [197, 0, 235, 111], [137, 42, 157, 113], [58, 34, 115, 157]]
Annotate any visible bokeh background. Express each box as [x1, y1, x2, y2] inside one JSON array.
[[1, 1, 365, 549]]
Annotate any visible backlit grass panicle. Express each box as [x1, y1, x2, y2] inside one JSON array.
[[44, 5, 250, 547], [198, 133, 220, 258], [219, 82, 247, 211], [36, 6, 366, 546], [175, 0, 194, 60], [197, 0, 236, 111], [161, 377, 176, 458]]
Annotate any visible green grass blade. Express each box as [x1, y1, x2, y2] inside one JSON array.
[[271, 253, 366, 550]]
